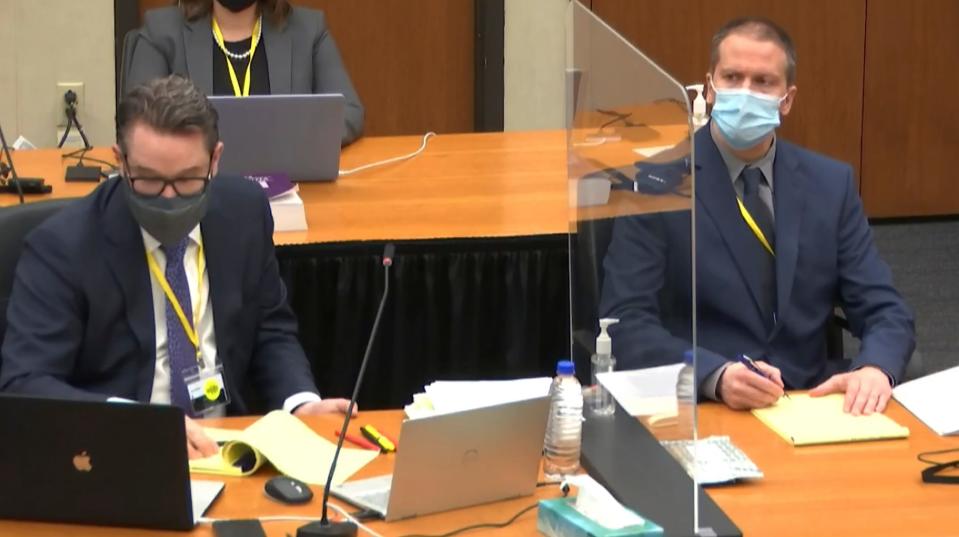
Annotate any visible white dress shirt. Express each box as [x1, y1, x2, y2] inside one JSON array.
[[136, 225, 320, 415]]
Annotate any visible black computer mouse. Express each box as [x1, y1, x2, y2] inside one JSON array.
[[264, 476, 314, 505]]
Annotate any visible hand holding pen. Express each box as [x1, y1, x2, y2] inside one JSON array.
[[717, 354, 788, 410], [738, 354, 790, 400]]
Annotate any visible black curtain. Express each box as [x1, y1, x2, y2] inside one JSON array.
[[277, 235, 570, 409]]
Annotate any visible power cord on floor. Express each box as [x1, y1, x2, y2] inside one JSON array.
[[339, 132, 436, 176]]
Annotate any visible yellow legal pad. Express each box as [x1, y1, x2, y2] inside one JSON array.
[[751, 394, 910, 446], [189, 411, 379, 485]]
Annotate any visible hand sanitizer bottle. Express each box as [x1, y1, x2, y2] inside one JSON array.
[[589, 318, 619, 416]]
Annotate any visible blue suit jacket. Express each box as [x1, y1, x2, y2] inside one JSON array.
[[0, 176, 319, 414], [599, 125, 915, 390]]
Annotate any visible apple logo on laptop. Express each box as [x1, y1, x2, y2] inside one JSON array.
[[73, 451, 92, 472]]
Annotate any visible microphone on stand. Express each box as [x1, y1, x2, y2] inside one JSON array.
[[0, 119, 49, 202], [61, 90, 102, 183], [298, 243, 395, 537]]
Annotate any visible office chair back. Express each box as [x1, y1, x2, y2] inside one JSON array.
[[0, 199, 76, 354], [119, 29, 141, 96]]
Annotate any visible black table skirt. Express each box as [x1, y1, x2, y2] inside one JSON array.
[[276, 235, 570, 409]]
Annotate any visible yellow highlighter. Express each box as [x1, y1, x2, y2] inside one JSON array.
[[360, 424, 396, 453]]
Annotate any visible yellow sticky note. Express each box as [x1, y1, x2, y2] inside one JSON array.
[[752, 394, 909, 446]]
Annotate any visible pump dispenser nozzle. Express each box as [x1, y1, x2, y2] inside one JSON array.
[[685, 84, 707, 130]]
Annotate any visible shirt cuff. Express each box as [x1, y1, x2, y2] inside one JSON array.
[[701, 362, 732, 402], [854, 365, 896, 387], [283, 391, 322, 413]]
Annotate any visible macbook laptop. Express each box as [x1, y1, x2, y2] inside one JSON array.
[[331, 396, 550, 521], [0, 395, 223, 530], [209, 93, 345, 181]]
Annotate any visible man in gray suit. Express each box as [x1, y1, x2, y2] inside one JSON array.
[[126, 0, 364, 145]]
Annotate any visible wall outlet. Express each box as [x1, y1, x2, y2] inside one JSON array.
[[56, 82, 85, 127]]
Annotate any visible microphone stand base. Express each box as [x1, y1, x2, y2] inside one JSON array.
[[296, 521, 358, 537]]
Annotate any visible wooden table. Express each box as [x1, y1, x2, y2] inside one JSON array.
[[700, 400, 959, 537], [1, 130, 693, 244], [3, 403, 956, 536]]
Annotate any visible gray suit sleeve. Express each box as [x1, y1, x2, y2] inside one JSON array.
[[124, 10, 178, 93], [311, 11, 364, 145]]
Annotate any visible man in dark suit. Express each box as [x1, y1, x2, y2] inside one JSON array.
[[600, 17, 914, 415], [0, 75, 351, 458]]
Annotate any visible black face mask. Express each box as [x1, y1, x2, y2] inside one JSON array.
[[217, 0, 257, 13]]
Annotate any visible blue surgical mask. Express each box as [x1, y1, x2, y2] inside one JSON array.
[[710, 80, 786, 150]]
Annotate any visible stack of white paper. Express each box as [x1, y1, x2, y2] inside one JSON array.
[[405, 377, 552, 419], [270, 191, 307, 232], [893, 366, 959, 436]]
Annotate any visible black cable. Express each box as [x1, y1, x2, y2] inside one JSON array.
[[57, 112, 75, 149], [395, 503, 538, 537], [917, 448, 959, 465], [61, 152, 117, 171], [69, 108, 91, 149]]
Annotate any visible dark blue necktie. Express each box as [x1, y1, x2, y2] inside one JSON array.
[[161, 238, 196, 416], [740, 167, 777, 326]]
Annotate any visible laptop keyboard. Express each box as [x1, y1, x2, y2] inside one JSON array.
[[354, 489, 391, 512], [660, 435, 763, 485], [334, 474, 393, 513]]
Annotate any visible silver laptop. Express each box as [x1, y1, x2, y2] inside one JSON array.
[[331, 396, 550, 521], [209, 94, 345, 181], [0, 395, 223, 530]]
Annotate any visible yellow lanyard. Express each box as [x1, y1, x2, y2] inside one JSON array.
[[145, 241, 206, 364], [211, 17, 261, 97], [736, 197, 775, 257]]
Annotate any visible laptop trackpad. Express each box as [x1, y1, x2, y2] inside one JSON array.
[[191, 480, 225, 524]]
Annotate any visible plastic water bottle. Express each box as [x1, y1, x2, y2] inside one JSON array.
[[544, 360, 584, 481], [676, 350, 695, 433]]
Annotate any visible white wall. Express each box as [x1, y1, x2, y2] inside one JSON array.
[[504, 0, 567, 131], [0, 0, 115, 148]]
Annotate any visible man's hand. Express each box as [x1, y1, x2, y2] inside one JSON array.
[[809, 366, 892, 415], [718, 361, 785, 410], [184, 416, 218, 460], [293, 398, 358, 417]]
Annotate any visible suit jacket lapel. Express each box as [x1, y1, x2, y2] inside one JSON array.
[[199, 189, 239, 369], [694, 126, 768, 320], [184, 16, 214, 95], [262, 19, 292, 94], [770, 143, 804, 339], [100, 180, 157, 402]]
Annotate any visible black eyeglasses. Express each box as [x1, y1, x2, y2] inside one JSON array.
[[122, 155, 212, 198]]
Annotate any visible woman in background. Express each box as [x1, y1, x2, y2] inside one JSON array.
[[127, 0, 364, 145]]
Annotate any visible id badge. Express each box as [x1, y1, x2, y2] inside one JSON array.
[[183, 364, 230, 415]]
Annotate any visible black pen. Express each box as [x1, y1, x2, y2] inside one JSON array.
[[738, 354, 791, 399]]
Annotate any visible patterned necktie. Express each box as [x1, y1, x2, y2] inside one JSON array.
[[740, 167, 777, 326], [161, 237, 196, 416]]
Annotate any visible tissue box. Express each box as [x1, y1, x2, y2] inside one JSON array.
[[537, 498, 663, 537]]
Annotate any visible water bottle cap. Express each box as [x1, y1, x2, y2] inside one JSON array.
[[683, 350, 694, 365], [556, 360, 575, 375]]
